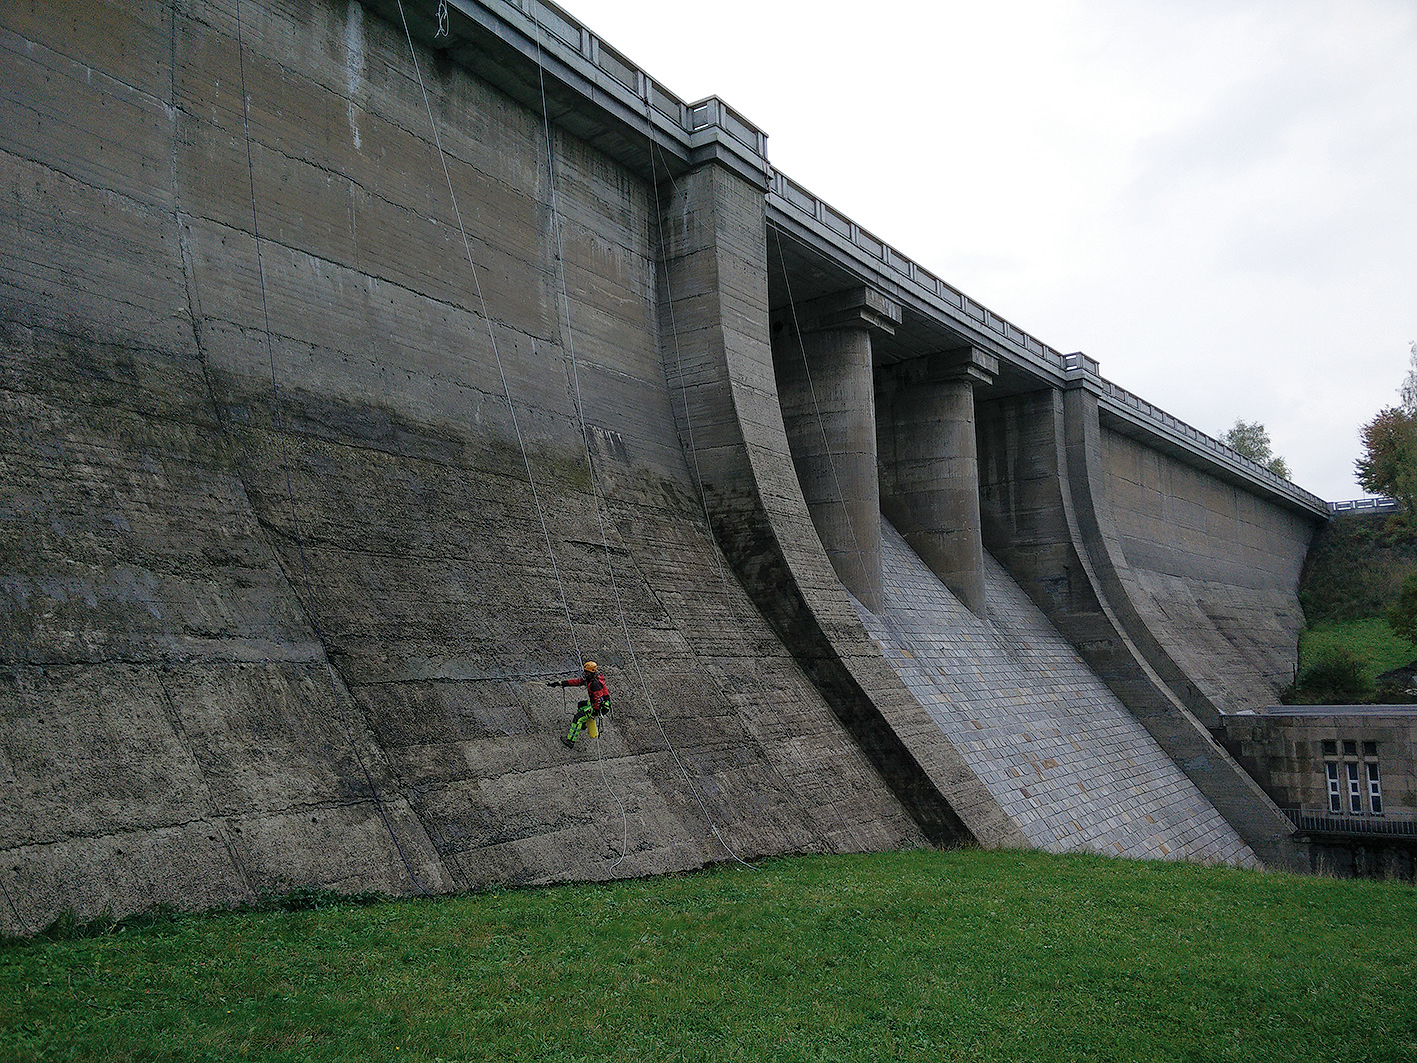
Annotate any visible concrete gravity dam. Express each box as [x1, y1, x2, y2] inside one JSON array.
[[0, 0, 1332, 931]]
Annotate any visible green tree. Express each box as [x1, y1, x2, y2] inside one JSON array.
[[1220, 419, 1290, 479], [1288, 647, 1373, 705], [1389, 570, 1417, 646], [1356, 407, 1417, 512], [1355, 343, 1417, 514]]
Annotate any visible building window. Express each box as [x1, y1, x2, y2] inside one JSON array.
[[1343, 740, 1358, 757], [1323, 740, 1338, 757], [1326, 762, 1342, 813], [1363, 740, 1378, 758], [1367, 761, 1383, 815], [1347, 761, 1363, 814]]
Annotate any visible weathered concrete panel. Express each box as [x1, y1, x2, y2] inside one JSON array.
[[1103, 427, 1314, 709], [861, 520, 1256, 865], [977, 387, 1303, 869]]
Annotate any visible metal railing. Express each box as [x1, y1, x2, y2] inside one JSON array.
[[1328, 497, 1400, 514], [1090, 378, 1329, 509], [769, 170, 1071, 374], [1283, 809, 1417, 838], [768, 173, 1329, 511]]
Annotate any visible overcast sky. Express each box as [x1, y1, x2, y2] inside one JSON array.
[[560, 0, 1417, 502]]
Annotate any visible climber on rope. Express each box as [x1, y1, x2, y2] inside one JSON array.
[[549, 661, 611, 748]]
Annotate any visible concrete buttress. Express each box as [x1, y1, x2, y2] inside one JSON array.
[[656, 163, 1027, 850], [977, 387, 1303, 870]]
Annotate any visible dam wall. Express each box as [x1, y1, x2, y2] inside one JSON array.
[[1, 0, 1325, 929], [975, 385, 1311, 868], [0, 0, 978, 934], [859, 519, 1256, 864]]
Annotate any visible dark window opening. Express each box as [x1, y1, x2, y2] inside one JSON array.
[[1367, 762, 1383, 815]]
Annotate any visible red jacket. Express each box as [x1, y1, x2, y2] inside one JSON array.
[[566, 672, 609, 709]]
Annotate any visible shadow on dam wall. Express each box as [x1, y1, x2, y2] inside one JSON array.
[[0, 0, 1310, 930]]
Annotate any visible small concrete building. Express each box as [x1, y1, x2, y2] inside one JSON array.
[[1217, 707, 1417, 878]]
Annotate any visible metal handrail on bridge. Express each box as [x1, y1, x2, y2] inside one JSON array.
[[1328, 497, 1400, 514], [1084, 373, 1329, 510], [768, 172, 1330, 514], [1283, 809, 1417, 838], [770, 171, 1072, 373]]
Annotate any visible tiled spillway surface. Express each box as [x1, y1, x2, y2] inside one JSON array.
[[859, 520, 1258, 866]]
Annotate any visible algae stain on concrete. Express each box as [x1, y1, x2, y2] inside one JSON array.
[[344, 1, 365, 152]]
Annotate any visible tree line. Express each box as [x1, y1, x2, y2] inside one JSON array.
[[1219, 340, 1417, 508]]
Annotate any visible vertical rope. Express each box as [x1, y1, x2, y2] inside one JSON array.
[[393, 0, 582, 670], [645, 132, 864, 855], [528, 18, 753, 869], [770, 226, 875, 604]]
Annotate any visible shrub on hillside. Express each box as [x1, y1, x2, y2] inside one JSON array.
[[1388, 570, 1417, 645], [1284, 647, 1373, 705], [1298, 513, 1417, 624]]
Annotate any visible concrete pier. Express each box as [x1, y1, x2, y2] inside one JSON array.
[[772, 288, 903, 613], [877, 346, 997, 616]]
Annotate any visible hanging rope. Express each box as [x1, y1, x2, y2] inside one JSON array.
[[0, 871, 33, 936], [235, 0, 430, 897], [644, 130, 865, 855], [395, 1, 635, 875], [594, 724, 630, 873], [393, 0, 582, 672], [528, 19, 754, 870], [770, 228, 875, 604]]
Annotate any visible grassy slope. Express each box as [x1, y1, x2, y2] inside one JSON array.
[[1295, 513, 1417, 690], [1298, 618, 1417, 683], [3, 850, 1414, 1063]]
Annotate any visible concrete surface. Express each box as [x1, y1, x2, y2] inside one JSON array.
[[0, 0, 1326, 930]]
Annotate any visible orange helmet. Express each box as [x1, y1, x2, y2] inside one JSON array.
[[583, 661, 597, 673]]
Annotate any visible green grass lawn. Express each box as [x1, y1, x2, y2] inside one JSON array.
[[3, 849, 1414, 1062], [1298, 617, 1416, 683]]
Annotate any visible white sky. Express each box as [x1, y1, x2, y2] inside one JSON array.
[[561, 0, 1417, 502]]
